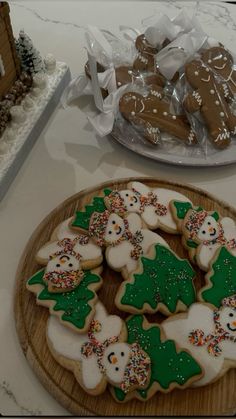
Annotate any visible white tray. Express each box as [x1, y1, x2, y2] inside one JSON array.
[[0, 62, 71, 201]]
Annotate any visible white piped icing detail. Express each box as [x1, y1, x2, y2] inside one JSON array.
[[131, 111, 135, 116], [215, 130, 230, 143], [193, 91, 202, 106], [163, 111, 168, 116], [220, 112, 224, 117], [210, 89, 215, 94], [153, 109, 157, 113], [150, 89, 162, 98], [188, 129, 196, 144], [223, 83, 230, 98], [172, 115, 177, 120], [215, 100, 220, 105], [137, 53, 148, 65]]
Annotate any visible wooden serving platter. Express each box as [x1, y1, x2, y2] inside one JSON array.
[[14, 177, 236, 416]]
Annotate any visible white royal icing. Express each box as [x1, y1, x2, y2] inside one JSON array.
[[128, 182, 192, 231], [37, 217, 102, 262], [47, 302, 124, 389], [105, 212, 169, 274], [163, 303, 236, 387]]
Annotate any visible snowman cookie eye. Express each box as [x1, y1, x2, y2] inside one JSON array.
[[69, 263, 73, 267], [202, 230, 206, 234], [56, 263, 61, 267], [112, 221, 116, 224], [229, 312, 234, 317]]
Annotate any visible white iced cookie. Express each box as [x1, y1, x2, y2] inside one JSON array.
[[89, 209, 169, 278], [36, 216, 103, 272], [163, 295, 236, 387], [181, 208, 236, 271], [105, 181, 192, 233], [47, 301, 151, 395]]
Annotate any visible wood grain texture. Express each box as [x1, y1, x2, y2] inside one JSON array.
[[14, 177, 236, 416]]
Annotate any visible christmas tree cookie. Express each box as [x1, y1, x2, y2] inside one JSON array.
[[163, 295, 236, 387], [170, 200, 236, 271], [71, 189, 112, 232], [115, 243, 196, 316], [111, 315, 203, 402], [199, 246, 236, 307], [46, 302, 151, 395], [26, 268, 102, 333], [105, 181, 192, 233]]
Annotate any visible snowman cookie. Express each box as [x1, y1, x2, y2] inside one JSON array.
[[171, 200, 236, 271], [88, 210, 169, 279], [47, 301, 151, 395], [163, 295, 236, 387], [105, 181, 192, 233], [37, 216, 103, 271]]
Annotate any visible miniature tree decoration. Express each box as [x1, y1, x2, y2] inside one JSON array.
[[15, 30, 45, 75]]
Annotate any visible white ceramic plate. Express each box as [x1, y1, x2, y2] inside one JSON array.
[[111, 122, 236, 167]]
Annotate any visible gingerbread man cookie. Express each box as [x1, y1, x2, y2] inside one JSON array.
[[163, 295, 236, 387], [88, 210, 169, 279], [115, 66, 166, 89], [47, 301, 151, 395], [133, 34, 158, 72], [201, 46, 236, 96], [105, 181, 192, 233], [184, 59, 236, 148], [119, 86, 197, 145]]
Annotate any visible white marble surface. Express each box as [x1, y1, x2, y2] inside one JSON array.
[[1, 0, 236, 415]]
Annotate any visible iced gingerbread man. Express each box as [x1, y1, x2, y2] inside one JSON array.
[[184, 59, 236, 148], [119, 85, 197, 145], [201, 46, 236, 96]]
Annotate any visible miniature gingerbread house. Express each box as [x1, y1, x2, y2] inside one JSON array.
[[0, 1, 20, 99]]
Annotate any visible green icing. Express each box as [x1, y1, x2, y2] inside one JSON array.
[[72, 188, 112, 230], [27, 268, 102, 330], [201, 246, 236, 307], [114, 315, 202, 401], [187, 239, 198, 249], [120, 244, 196, 313], [173, 201, 192, 220], [212, 211, 220, 221]]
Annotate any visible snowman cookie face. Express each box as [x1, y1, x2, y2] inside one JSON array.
[[119, 190, 141, 213], [197, 216, 220, 242], [103, 342, 130, 383], [104, 213, 126, 244], [219, 307, 236, 333], [46, 253, 80, 274]]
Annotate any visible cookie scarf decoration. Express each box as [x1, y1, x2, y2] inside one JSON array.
[[81, 319, 119, 373], [189, 295, 236, 356], [134, 189, 168, 217]]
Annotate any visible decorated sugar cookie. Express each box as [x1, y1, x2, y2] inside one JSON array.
[[89, 210, 169, 279], [37, 217, 103, 271], [111, 315, 203, 402], [163, 296, 236, 387], [199, 246, 236, 307], [105, 181, 192, 233], [115, 243, 196, 316], [26, 267, 102, 333], [171, 200, 236, 271], [47, 302, 151, 395], [71, 189, 112, 232]]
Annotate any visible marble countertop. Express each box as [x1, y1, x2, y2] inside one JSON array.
[[1, 0, 236, 415]]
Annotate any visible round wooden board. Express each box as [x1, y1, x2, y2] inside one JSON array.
[[14, 177, 236, 416]]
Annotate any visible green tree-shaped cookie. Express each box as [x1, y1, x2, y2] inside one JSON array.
[[27, 268, 102, 331], [72, 188, 112, 230], [113, 315, 202, 401], [201, 246, 236, 307], [116, 244, 196, 314]]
